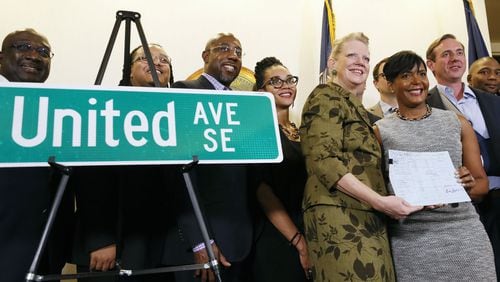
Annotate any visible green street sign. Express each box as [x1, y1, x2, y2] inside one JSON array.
[[0, 83, 282, 167]]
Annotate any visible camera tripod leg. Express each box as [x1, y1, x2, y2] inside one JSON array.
[[94, 10, 160, 87]]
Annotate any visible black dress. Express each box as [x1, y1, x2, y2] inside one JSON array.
[[252, 130, 308, 282]]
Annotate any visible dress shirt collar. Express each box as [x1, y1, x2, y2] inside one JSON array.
[[379, 100, 397, 117], [437, 83, 477, 103], [201, 73, 231, 91]]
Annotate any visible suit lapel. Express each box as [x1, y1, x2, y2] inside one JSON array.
[[197, 75, 216, 90]]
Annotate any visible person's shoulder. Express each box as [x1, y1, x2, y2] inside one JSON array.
[[431, 107, 453, 116], [171, 79, 193, 89], [426, 85, 439, 98], [172, 76, 213, 90], [309, 82, 348, 99], [426, 86, 444, 108], [367, 102, 380, 113], [472, 87, 500, 101]]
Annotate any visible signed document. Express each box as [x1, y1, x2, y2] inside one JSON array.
[[388, 150, 471, 206]]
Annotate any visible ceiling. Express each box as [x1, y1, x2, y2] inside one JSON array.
[[485, 0, 500, 43]]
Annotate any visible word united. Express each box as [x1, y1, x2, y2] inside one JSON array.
[[11, 96, 239, 153]]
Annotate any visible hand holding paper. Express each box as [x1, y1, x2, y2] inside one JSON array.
[[388, 150, 471, 206]]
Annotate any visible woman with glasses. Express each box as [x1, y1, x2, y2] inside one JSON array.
[[72, 43, 175, 282], [251, 57, 311, 281], [299, 33, 421, 281], [123, 43, 174, 87]]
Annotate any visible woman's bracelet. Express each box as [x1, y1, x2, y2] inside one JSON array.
[[289, 231, 301, 246]]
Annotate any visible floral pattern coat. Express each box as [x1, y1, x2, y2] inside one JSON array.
[[299, 83, 394, 282]]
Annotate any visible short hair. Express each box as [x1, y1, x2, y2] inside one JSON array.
[[372, 57, 388, 81], [120, 43, 174, 86], [204, 33, 238, 50], [253, 56, 286, 90], [1, 28, 49, 52], [130, 43, 164, 61], [383, 50, 427, 83], [469, 56, 499, 71], [329, 32, 369, 78], [426, 34, 464, 61]]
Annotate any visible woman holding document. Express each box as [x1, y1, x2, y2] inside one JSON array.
[[300, 33, 421, 282], [375, 50, 495, 281]]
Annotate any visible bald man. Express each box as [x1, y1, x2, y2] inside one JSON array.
[[467, 56, 500, 95], [0, 28, 73, 282]]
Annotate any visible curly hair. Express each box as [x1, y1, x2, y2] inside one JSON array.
[[253, 56, 286, 90]]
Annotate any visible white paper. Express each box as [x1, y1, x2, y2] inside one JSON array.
[[388, 150, 471, 206]]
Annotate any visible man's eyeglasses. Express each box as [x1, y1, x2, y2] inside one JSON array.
[[209, 45, 243, 58], [133, 55, 171, 65], [262, 76, 299, 89], [11, 42, 53, 58]]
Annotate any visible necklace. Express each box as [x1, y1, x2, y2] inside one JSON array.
[[396, 105, 432, 121], [280, 122, 300, 142]]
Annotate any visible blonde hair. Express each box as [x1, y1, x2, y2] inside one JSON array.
[[328, 32, 369, 78], [329, 32, 369, 60]]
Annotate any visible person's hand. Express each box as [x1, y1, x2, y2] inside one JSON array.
[[374, 195, 422, 220], [193, 243, 231, 282], [294, 234, 312, 280], [89, 244, 116, 271], [456, 166, 475, 192]]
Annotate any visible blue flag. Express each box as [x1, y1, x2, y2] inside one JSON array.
[[319, 0, 335, 83], [463, 0, 490, 67]]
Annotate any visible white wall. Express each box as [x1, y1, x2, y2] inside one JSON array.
[[1, 0, 491, 123]]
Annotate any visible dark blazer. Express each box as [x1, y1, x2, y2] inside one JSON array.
[[71, 165, 173, 273], [427, 86, 500, 176], [70, 166, 118, 267], [0, 167, 74, 282], [165, 76, 253, 263]]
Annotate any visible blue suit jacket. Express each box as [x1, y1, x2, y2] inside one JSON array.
[[427, 86, 500, 176]]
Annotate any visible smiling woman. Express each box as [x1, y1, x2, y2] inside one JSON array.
[[299, 32, 421, 282], [375, 50, 496, 281], [128, 43, 173, 87], [251, 56, 311, 282]]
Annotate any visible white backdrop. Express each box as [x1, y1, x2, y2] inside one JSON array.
[[1, 0, 491, 123]]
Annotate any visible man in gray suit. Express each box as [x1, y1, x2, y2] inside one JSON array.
[[426, 33, 500, 279], [368, 58, 397, 118]]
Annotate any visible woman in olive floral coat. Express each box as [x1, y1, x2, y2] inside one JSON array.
[[299, 32, 421, 282]]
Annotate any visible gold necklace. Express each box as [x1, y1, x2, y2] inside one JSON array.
[[396, 105, 432, 121], [280, 122, 300, 142]]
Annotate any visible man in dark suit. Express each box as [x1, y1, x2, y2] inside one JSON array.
[[367, 57, 398, 119], [166, 33, 252, 282], [467, 56, 499, 96], [0, 28, 73, 282], [426, 34, 500, 278]]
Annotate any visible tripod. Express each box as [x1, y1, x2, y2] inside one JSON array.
[[94, 10, 161, 87], [25, 10, 222, 282]]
